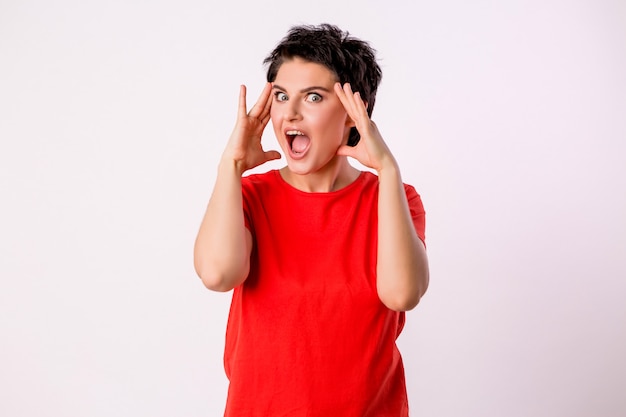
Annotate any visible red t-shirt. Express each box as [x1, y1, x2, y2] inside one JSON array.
[[223, 170, 426, 417]]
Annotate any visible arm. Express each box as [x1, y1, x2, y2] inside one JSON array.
[[334, 83, 429, 311], [376, 160, 429, 311], [194, 83, 280, 292]]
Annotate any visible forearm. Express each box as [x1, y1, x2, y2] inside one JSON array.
[[194, 159, 251, 292], [376, 160, 429, 311]]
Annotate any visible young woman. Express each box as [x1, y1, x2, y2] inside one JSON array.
[[194, 24, 429, 417]]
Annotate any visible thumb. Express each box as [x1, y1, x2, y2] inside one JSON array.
[[264, 150, 282, 161], [336, 145, 356, 158]]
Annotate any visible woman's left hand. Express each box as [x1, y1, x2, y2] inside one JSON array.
[[334, 82, 397, 172]]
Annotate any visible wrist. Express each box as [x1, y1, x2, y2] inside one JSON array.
[[218, 157, 247, 177], [375, 155, 400, 177]]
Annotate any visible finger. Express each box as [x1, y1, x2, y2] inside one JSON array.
[[237, 85, 248, 118], [334, 82, 348, 107], [342, 83, 369, 120], [334, 82, 358, 121], [336, 144, 357, 158], [264, 150, 282, 161], [260, 83, 273, 119], [249, 82, 272, 118], [352, 91, 370, 119], [256, 82, 273, 120], [342, 83, 369, 121], [338, 83, 372, 133], [261, 112, 271, 126]]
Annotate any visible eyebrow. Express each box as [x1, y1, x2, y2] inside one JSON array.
[[272, 84, 333, 93]]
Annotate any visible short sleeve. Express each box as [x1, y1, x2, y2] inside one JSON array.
[[404, 184, 426, 244]]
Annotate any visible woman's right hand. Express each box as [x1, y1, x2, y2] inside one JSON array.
[[222, 83, 281, 174]]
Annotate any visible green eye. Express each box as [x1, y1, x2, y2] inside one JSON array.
[[306, 93, 322, 102], [275, 92, 288, 101]]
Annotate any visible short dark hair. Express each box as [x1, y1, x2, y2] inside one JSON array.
[[264, 24, 382, 146]]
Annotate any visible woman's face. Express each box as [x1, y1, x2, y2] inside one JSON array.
[[270, 57, 354, 176]]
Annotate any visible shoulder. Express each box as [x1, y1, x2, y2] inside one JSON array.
[[358, 170, 379, 191], [403, 182, 421, 200], [242, 170, 281, 193], [242, 169, 278, 185], [362, 171, 423, 204], [403, 182, 425, 215]]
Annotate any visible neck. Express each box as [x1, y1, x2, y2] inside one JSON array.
[[280, 157, 360, 193]]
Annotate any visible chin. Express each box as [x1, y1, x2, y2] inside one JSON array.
[[284, 162, 312, 176]]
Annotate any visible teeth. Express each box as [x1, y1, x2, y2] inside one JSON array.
[[286, 130, 304, 136]]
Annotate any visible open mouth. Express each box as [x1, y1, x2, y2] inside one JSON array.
[[286, 130, 311, 155]]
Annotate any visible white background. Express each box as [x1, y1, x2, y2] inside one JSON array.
[[1, 0, 625, 416]]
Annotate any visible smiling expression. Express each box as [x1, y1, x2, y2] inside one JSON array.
[[270, 57, 354, 176]]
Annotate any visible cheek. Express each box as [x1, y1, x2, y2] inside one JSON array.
[[322, 111, 349, 136], [270, 107, 279, 123], [270, 108, 282, 131]]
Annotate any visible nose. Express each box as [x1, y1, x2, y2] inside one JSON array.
[[284, 100, 302, 121]]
